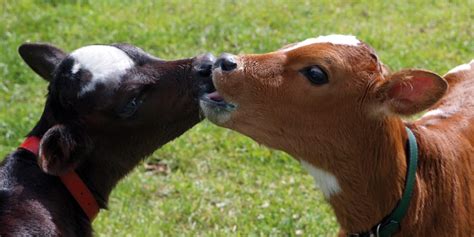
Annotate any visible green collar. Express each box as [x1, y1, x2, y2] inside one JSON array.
[[349, 127, 418, 237]]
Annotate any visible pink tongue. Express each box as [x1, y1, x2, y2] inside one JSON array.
[[208, 91, 224, 102]]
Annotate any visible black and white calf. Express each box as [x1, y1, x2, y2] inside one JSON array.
[[0, 43, 214, 236]]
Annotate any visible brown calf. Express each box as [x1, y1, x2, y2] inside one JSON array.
[[0, 43, 214, 236], [200, 35, 473, 236]]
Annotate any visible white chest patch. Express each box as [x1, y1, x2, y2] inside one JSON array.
[[70, 45, 135, 95], [282, 34, 361, 52], [300, 160, 341, 199], [446, 60, 473, 74]]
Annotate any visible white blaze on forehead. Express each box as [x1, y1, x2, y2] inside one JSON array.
[[70, 45, 135, 95], [71, 62, 81, 74], [300, 160, 341, 199], [446, 60, 473, 75], [282, 34, 361, 52]]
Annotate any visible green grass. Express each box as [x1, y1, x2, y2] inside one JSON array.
[[1, 0, 472, 236]]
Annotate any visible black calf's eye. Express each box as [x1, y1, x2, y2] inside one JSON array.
[[301, 66, 328, 85], [117, 97, 143, 119]]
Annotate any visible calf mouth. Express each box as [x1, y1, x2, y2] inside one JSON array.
[[199, 75, 237, 124]]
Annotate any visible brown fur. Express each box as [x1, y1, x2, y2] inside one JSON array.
[[205, 40, 473, 236]]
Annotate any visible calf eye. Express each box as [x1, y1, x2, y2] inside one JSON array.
[[301, 66, 328, 85], [117, 97, 143, 119]]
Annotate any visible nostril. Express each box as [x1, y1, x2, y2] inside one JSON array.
[[222, 59, 237, 71], [197, 64, 212, 77], [194, 53, 215, 77], [217, 53, 237, 71]]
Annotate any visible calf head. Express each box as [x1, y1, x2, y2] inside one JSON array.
[[200, 35, 447, 160], [20, 43, 214, 176]]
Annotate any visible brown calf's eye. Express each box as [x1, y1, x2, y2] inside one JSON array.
[[301, 66, 328, 85]]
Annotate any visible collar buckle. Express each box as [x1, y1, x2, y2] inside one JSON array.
[[374, 223, 382, 237]]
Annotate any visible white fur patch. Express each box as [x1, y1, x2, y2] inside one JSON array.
[[282, 34, 361, 52], [421, 108, 445, 118], [71, 63, 81, 74], [446, 60, 473, 74], [70, 45, 134, 95], [300, 160, 341, 199]]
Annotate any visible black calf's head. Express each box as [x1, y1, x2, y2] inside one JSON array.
[[19, 43, 214, 175]]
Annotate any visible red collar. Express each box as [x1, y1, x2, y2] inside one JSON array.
[[20, 136, 100, 221]]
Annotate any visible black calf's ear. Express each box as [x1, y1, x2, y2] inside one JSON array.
[[39, 124, 92, 175], [18, 43, 67, 82]]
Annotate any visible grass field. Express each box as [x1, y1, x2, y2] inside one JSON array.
[[1, 0, 472, 236]]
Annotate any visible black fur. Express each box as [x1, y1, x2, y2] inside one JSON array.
[[0, 43, 214, 236]]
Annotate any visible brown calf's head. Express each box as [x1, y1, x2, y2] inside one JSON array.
[[200, 35, 447, 159], [19, 43, 215, 175]]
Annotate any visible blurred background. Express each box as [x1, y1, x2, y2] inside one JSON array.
[[1, 0, 472, 236]]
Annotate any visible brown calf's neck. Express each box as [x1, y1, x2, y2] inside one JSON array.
[[292, 115, 409, 232]]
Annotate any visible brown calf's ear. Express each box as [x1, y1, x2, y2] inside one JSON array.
[[18, 43, 67, 82], [378, 69, 448, 116], [39, 124, 92, 176]]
